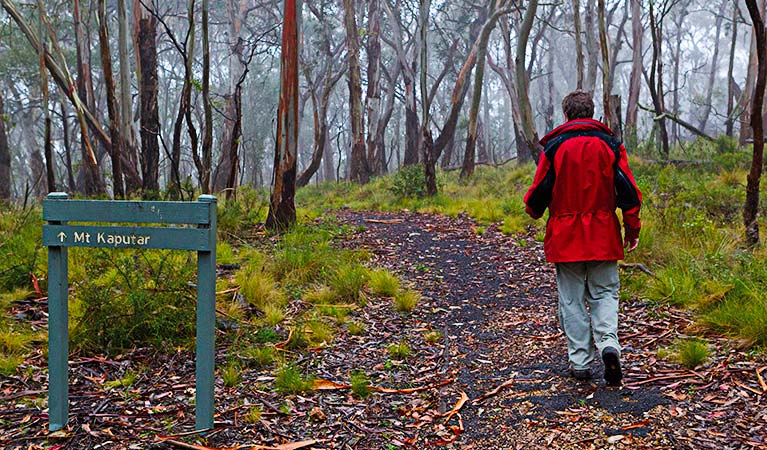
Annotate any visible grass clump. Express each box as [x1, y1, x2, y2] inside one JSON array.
[[221, 362, 243, 387], [424, 330, 443, 344], [241, 346, 276, 369], [275, 364, 314, 395], [243, 406, 263, 424], [675, 338, 710, 369], [368, 269, 399, 297], [347, 321, 365, 336], [330, 265, 370, 302], [394, 290, 419, 313], [350, 370, 371, 398], [387, 340, 411, 360]]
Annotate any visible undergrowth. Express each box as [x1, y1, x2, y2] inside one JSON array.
[[298, 140, 767, 349]]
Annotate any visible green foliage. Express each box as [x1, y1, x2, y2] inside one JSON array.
[[387, 340, 411, 360], [675, 338, 710, 369], [330, 264, 370, 302], [275, 364, 314, 395], [394, 290, 419, 313], [368, 269, 400, 297], [424, 330, 443, 344], [243, 406, 263, 424], [221, 362, 243, 387], [241, 346, 276, 369], [0, 208, 44, 292], [70, 249, 197, 354], [350, 370, 371, 398], [390, 164, 428, 198]]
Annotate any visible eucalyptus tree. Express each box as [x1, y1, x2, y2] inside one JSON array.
[[744, 0, 766, 246]]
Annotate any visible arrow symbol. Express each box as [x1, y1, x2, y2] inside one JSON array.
[[57, 232, 67, 243]]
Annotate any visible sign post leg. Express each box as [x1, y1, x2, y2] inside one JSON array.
[[47, 193, 69, 431], [195, 195, 217, 430]]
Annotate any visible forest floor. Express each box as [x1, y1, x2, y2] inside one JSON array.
[[1, 210, 766, 449]]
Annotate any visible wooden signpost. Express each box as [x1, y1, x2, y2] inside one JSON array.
[[42, 193, 217, 432]]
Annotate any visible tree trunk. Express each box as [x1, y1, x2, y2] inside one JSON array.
[[97, 0, 125, 198], [625, 0, 642, 148], [585, 0, 599, 92], [343, 0, 370, 183], [117, 0, 137, 191], [516, 0, 542, 161], [200, 0, 213, 194], [744, 0, 766, 246], [366, 0, 383, 175], [725, 1, 739, 137], [37, 0, 54, 194], [598, 0, 615, 130], [60, 101, 75, 191], [213, 0, 246, 193], [137, 14, 160, 197], [0, 91, 9, 201], [461, 1, 494, 180], [648, 2, 670, 159], [573, 0, 584, 89], [698, 0, 727, 133], [74, 0, 106, 196], [670, 8, 687, 143], [740, 1, 761, 146], [266, 0, 301, 230]]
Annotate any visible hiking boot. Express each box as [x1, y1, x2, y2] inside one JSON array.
[[571, 368, 591, 381], [602, 347, 622, 386]]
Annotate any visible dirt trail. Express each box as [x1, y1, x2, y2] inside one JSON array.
[[337, 210, 766, 450]]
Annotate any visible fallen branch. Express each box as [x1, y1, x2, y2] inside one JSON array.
[[442, 391, 469, 423], [473, 376, 516, 403], [619, 262, 655, 276], [624, 373, 698, 387], [364, 218, 405, 224]]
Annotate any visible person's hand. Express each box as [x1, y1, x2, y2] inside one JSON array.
[[625, 237, 639, 253]]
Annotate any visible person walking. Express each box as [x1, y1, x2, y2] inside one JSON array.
[[523, 90, 642, 386]]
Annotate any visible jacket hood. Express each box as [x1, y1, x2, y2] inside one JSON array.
[[540, 118, 614, 146]]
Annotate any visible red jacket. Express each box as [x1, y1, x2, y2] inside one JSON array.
[[523, 119, 642, 263]]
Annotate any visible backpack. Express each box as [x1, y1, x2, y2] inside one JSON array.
[[526, 130, 641, 218]]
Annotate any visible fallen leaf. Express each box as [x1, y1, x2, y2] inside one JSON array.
[[311, 379, 351, 390]]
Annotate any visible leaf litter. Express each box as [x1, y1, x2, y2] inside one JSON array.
[[0, 210, 765, 449]]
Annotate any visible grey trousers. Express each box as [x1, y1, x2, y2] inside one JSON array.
[[555, 261, 621, 370]]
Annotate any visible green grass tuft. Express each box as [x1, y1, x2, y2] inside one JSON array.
[[368, 269, 400, 297], [350, 370, 371, 398], [387, 340, 411, 360], [394, 290, 419, 313], [675, 338, 710, 369], [275, 364, 314, 395]]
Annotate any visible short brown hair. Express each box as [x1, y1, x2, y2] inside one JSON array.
[[562, 90, 594, 120]]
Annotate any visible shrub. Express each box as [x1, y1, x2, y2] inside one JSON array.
[[0, 208, 44, 292], [70, 249, 197, 354], [394, 290, 419, 313], [368, 269, 399, 297], [390, 165, 428, 198]]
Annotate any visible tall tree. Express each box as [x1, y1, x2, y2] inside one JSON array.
[[97, 0, 126, 198], [625, 0, 643, 147], [366, 0, 384, 175], [516, 0, 541, 161], [136, 5, 160, 197], [266, 0, 301, 230], [573, 0, 585, 89], [584, 0, 599, 91], [117, 0, 137, 191], [73, 0, 106, 195], [460, 0, 497, 179], [0, 90, 9, 200], [725, 1, 739, 138], [343, 0, 370, 183], [199, 0, 213, 194], [698, 0, 728, 133], [37, 0, 54, 194], [647, 0, 670, 159], [744, 0, 766, 246]]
